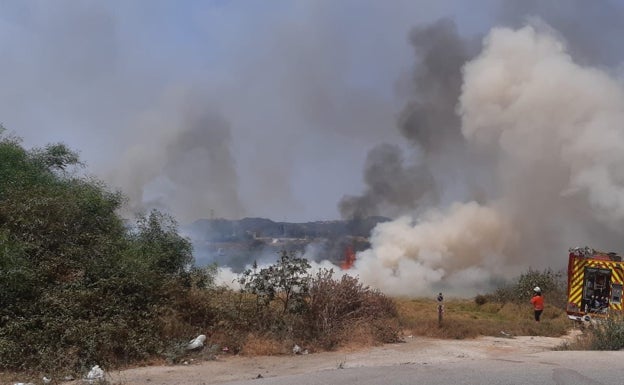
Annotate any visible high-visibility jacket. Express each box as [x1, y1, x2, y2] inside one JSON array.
[[530, 294, 544, 310]]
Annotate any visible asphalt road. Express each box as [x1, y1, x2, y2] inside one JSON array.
[[223, 351, 624, 385]]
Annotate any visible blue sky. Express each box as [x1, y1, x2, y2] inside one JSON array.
[[0, 0, 622, 223]]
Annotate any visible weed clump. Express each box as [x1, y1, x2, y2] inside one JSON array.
[[232, 259, 401, 352], [590, 316, 624, 350], [305, 269, 400, 349], [474, 294, 487, 306]]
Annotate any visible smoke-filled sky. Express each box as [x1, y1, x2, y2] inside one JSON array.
[[4, 0, 624, 295]]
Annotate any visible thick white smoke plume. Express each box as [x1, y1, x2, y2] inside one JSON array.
[[349, 24, 624, 297], [461, 25, 624, 225], [353, 202, 514, 296]]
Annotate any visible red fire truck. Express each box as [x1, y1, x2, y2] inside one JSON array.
[[567, 247, 624, 321]]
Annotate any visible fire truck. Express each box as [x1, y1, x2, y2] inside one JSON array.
[[567, 247, 624, 321]]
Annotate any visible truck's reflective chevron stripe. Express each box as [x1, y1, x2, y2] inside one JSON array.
[[569, 258, 586, 306], [569, 257, 624, 311]]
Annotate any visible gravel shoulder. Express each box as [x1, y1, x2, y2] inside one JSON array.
[[105, 331, 580, 385]]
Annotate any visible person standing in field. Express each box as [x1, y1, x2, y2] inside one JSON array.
[[530, 286, 544, 322], [436, 292, 444, 327]]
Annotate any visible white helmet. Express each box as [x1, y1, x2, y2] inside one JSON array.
[[533, 286, 541, 293]]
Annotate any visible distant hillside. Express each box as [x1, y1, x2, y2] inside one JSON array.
[[186, 216, 390, 242], [183, 216, 390, 270]]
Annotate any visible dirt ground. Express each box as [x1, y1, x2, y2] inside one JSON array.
[[97, 330, 581, 385]]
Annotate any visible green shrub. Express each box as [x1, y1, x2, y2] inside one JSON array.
[[488, 268, 567, 308], [238, 250, 311, 314], [304, 269, 400, 349], [474, 294, 487, 305], [0, 132, 217, 374], [229, 259, 401, 351], [590, 316, 624, 350]]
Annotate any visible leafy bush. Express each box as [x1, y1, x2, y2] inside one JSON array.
[[304, 269, 400, 349], [0, 132, 216, 374], [590, 316, 624, 350], [474, 294, 487, 305], [232, 257, 400, 352], [488, 268, 567, 308], [238, 250, 311, 314]]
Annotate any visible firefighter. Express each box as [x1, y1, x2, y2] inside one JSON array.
[[530, 286, 544, 322]]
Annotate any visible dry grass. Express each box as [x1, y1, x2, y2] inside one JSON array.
[[240, 333, 290, 356], [334, 320, 379, 351], [155, 295, 574, 360], [0, 296, 575, 384], [174, 294, 573, 364], [395, 297, 570, 339], [229, 296, 572, 358], [554, 331, 593, 351]]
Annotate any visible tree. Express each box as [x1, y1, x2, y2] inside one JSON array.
[[131, 210, 193, 275], [0, 129, 210, 372], [30, 143, 82, 171], [239, 250, 311, 314]]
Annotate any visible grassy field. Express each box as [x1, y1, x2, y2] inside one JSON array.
[[395, 297, 571, 339]]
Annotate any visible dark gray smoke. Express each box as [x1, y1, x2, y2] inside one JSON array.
[[339, 143, 435, 219], [398, 18, 472, 150], [340, 2, 624, 221], [339, 19, 480, 220]]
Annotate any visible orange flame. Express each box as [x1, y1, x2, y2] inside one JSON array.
[[341, 245, 356, 270]]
